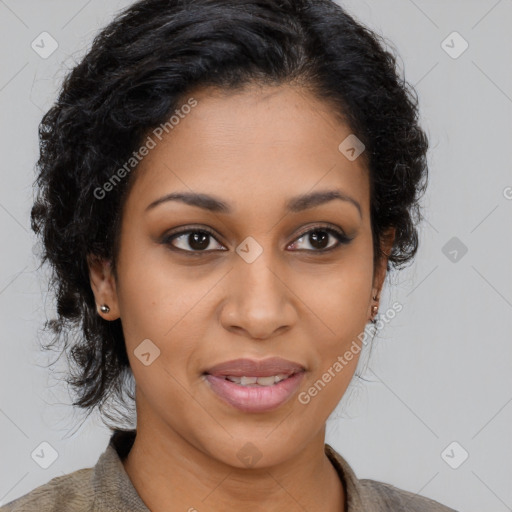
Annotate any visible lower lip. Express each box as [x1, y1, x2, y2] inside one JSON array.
[[204, 372, 305, 413]]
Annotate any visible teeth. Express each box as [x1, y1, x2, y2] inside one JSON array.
[[255, 376, 276, 386], [241, 376, 258, 385], [225, 374, 289, 386]]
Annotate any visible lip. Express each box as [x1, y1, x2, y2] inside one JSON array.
[[203, 357, 306, 413], [204, 371, 305, 413], [204, 357, 306, 378]]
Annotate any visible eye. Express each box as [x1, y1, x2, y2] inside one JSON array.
[[287, 225, 353, 252], [162, 226, 226, 253], [161, 224, 353, 255]]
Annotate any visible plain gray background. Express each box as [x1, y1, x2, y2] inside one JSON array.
[[1, 1, 511, 510]]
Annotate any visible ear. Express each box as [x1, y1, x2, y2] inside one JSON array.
[[87, 253, 120, 320], [369, 227, 396, 319]]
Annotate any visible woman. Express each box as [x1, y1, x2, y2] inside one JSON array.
[[1, 0, 458, 510]]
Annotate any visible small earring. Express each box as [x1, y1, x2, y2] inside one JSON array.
[[100, 304, 110, 314], [370, 290, 379, 323]]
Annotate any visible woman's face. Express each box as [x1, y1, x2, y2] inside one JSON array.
[[89, 83, 392, 468]]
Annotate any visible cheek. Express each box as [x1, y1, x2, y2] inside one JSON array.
[[115, 236, 189, 337], [305, 269, 371, 326], [298, 237, 374, 337], [297, 235, 373, 406], [115, 245, 214, 393], [296, 262, 372, 421]]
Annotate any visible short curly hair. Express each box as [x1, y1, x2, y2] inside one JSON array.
[[31, 0, 429, 429]]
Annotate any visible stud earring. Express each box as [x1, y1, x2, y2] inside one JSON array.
[[100, 304, 110, 314], [370, 293, 379, 323]]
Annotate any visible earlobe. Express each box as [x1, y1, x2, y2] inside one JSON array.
[[86, 254, 120, 320], [369, 227, 396, 323]]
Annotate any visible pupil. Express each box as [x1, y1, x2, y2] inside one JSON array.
[[310, 230, 329, 249], [189, 232, 209, 250]]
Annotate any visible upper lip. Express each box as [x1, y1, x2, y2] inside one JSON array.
[[205, 357, 306, 378]]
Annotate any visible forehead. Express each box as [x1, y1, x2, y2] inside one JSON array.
[[127, 83, 370, 216]]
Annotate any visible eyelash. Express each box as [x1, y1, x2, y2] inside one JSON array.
[[161, 224, 353, 256]]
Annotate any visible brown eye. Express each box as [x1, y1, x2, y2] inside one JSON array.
[[288, 227, 352, 253], [162, 228, 226, 253]]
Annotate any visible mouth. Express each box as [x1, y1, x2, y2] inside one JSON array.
[[203, 357, 306, 413]]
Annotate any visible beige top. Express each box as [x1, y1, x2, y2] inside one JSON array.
[[1, 429, 458, 511]]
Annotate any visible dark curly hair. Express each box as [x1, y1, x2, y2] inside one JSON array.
[[31, 0, 429, 430]]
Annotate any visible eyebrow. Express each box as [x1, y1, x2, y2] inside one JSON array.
[[145, 189, 362, 218]]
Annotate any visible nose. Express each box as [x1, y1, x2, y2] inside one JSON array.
[[219, 251, 297, 340]]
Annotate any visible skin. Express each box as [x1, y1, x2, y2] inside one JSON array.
[[88, 83, 395, 512]]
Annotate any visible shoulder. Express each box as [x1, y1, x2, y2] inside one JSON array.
[[1, 430, 147, 512], [358, 478, 459, 511], [0, 467, 94, 512], [324, 443, 459, 512]]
